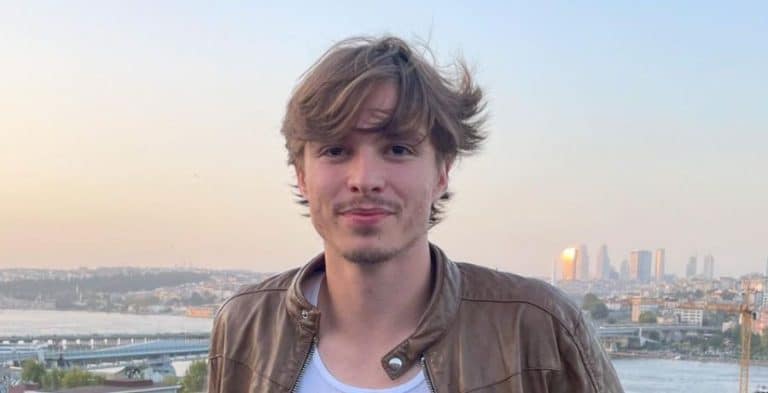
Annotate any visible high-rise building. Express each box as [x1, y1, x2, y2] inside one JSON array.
[[595, 244, 611, 281], [551, 257, 557, 286], [629, 250, 653, 283], [620, 259, 630, 281], [561, 247, 578, 281], [576, 244, 589, 281], [686, 256, 697, 279], [654, 248, 666, 282], [703, 254, 715, 280]]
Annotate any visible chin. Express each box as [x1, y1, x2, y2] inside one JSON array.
[[337, 237, 399, 265]]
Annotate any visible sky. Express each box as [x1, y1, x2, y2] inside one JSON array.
[[1, 1, 766, 278]]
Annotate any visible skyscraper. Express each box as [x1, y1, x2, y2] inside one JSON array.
[[629, 250, 653, 283], [595, 244, 611, 281], [620, 259, 630, 281], [576, 244, 589, 281], [703, 254, 715, 280], [654, 248, 666, 282], [686, 256, 697, 279], [561, 247, 578, 281]]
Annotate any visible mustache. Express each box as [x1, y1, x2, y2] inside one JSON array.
[[333, 197, 401, 214]]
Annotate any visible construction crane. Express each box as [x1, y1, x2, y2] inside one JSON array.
[[738, 289, 756, 393], [679, 287, 756, 392]]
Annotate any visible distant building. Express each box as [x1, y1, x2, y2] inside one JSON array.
[[620, 259, 630, 281], [629, 250, 652, 283], [654, 248, 666, 282], [674, 307, 704, 326], [561, 247, 578, 281], [686, 256, 697, 279], [630, 297, 659, 322], [595, 244, 611, 281], [703, 254, 715, 280], [576, 244, 589, 281]]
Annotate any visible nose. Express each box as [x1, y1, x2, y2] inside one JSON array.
[[346, 147, 385, 194]]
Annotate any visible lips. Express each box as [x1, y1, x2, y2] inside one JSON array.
[[342, 208, 391, 215], [340, 208, 392, 225]]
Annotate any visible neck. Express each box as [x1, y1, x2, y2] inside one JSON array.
[[319, 239, 433, 341]]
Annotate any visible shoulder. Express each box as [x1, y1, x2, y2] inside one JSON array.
[[456, 262, 582, 330], [455, 262, 622, 392], [214, 268, 299, 322]]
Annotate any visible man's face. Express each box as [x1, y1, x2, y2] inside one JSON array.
[[296, 81, 449, 264]]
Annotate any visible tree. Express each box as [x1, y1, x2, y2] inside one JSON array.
[[638, 311, 657, 324], [61, 368, 93, 388], [582, 293, 609, 320], [163, 375, 181, 386], [42, 368, 65, 391], [188, 292, 207, 306], [21, 360, 46, 385], [182, 360, 207, 393]]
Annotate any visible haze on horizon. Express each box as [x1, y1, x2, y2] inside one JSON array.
[[2, 1, 766, 278]]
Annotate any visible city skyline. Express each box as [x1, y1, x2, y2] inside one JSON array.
[[2, 2, 767, 277]]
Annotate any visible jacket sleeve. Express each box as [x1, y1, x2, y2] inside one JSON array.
[[549, 315, 624, 393], [207, 313, 224, 393]]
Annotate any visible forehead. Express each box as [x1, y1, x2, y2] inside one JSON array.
[[355, 81, 398, 130], [317, 81, 427, 145]]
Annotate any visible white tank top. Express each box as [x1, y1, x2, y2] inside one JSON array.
[[294, 273, 430, 393]]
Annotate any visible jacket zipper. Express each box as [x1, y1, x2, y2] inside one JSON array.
[[290, 336, 316, 393], [421, 355, 436, 393]]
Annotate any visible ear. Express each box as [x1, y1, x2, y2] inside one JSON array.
[[433, 159, 452, 202], [295, 164, 307, 198]]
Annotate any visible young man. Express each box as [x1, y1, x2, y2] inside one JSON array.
[[208, 36, 624, 393]]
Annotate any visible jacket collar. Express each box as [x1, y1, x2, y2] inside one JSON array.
[[286, 243, 462, 380]]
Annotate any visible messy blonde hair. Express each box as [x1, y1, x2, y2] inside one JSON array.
[[281, 36, 487, 226]]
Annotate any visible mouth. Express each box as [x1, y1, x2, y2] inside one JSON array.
[[339, 208, 393, 225]]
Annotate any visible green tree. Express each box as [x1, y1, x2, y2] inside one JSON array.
[[582, 293, 609, 319], [42, 368, 65, 390], [61, 368, 95, 388], [638, 311, 658, 324], [163, 375, 181, 386], [21, 360, 46, 385], [182, 360, 208, 393]]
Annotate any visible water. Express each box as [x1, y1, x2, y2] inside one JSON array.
[[4, 309, 768, 391], [613, 358, 768, 393], [0, 309, 213, 336]]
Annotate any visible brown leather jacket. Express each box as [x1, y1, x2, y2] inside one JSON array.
[[208, 244, 624, 392]]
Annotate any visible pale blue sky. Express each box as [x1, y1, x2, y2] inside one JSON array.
[[1, 1, 766, 277]]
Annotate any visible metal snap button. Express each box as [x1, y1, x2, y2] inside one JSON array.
[[301, 310, 309, 319], [388, 356, 403, 371]]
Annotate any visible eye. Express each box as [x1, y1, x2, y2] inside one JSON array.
[[388, 144, 414, 156], [320, 146, 347, 158]]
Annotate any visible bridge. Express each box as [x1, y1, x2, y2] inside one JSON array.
[[0, 332, 209, 345], [596, 324, 720, 348], [0, 338, 209, 367], [597, 324, 720, 336]]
